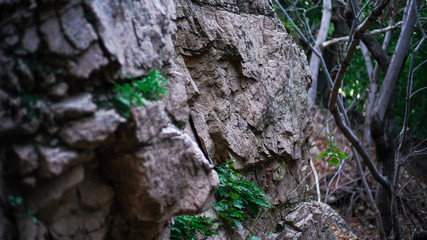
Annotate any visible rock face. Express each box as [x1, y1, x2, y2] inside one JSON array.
[[0, 0, 342, 239]]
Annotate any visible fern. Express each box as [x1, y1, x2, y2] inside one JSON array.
[[113, 70, 168, 118], [213, 160, 271, 229], [170, 215, 218, 240]]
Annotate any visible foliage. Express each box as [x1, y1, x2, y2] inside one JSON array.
[[274, 161, 288, 181], [170, 215, 218, 240], [213, 159, 271, 229], [281, 20, 296, 34], [316, 133, 348, 167], [8, 195, 37, 224], [112, 70, 168, 118]]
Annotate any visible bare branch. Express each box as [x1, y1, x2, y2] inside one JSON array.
[[275, 0, 391, 197], [392, 1, 424, 237], [308, 0, 332, 105], [370, 21, 403, 34], [328, 0, 392, 196], [356, 0, 373, 19], [310, 158, 321, 202], [320, 21, 402, 49], [354, 149, 386, 240], [411, 86, 427, 97]]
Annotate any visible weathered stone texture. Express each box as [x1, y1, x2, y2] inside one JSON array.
[[175, 0, 311, 168], [0, 0, 329, 239], [51, 93, 97, 120], [59, 109, 126, 149], [174, 0, 312, 208], [280, 201, 355, 239], [86, 0, 176, 77], [106, 105, 218, 240]]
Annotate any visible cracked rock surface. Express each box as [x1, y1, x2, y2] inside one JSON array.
[[0, 0, 348, 239]]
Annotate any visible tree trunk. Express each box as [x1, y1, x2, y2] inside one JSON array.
[[371, 83, 398, 236], [370, 0, 420, 236]]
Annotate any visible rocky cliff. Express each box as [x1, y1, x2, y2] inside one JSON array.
[[0, 0, 347, 239]]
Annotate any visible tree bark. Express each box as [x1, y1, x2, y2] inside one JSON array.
[[363, 18, 394, 146]]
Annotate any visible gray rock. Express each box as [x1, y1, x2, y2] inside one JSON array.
[[38, 146, 93, 178], [131, 104, 169, 144], [280, 201, 355, 240], [39, 16, 78, 56], [22, 26, 40, 53], [51, 92, 97, 120], [85, 0, 176, 76], [0, 0, 319, 239], [68, 43, 109, 78], [106, 105, 218, 240], [11, 144, 39, 175], [175, 0, 312, 169], [48, 82, 68, 99], [60, 5, 98, 51], [60, 109, 126, 149]]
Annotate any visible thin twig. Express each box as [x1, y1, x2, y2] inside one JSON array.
[[320, 21, 402, 49], [310, 158, 321, 202]]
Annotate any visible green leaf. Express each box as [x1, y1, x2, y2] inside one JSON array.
[[337, 152, 348, 159], [317, 153, 327, 158], [233, 219, 243, 228], [231, 192, 240, 199], [214, 206, 224, 212], [329, 157, 340, 167]]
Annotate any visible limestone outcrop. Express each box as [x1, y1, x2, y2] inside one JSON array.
[[0, 0, 346, 239]]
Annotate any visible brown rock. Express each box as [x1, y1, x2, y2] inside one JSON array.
[[60, 109, 126, 149], [28, 165, 85, 211], [78, 178, 114, 210]]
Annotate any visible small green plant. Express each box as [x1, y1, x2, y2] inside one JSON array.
[[282, 20, 296, 34], [213, 159, 271, 229], [113, 70, 168, 118], [274, 161, 288, 181], [316, 133, 348, 167], [9, 195, 23, 207], [170, 215, 218, 240], [8, 195, 37, 224]]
